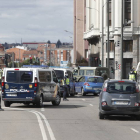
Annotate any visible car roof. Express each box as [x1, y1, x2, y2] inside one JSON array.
[[105, 79, 136, 83], [84, 76, 103, 78]]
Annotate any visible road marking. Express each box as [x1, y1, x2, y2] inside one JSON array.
[[36, 111, 56, 140], [31, 111, 48, 140], [41, 108, 45, 111], [3, 107, 56, 140], [89, 104, 93, 106], [82, 99, 85, 101], [131, 128, 139, 133]]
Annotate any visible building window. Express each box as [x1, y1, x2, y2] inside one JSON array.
[[123, 40, 133, 52], [125, 0, 131, 26], [109, 41, 114, 52]]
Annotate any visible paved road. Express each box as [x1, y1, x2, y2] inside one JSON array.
[[0, 94, 140, 140]]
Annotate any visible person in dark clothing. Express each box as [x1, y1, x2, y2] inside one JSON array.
[[61, 74, 69, 101]]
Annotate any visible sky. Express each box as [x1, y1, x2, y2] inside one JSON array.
[[0, 0, 73, 44]]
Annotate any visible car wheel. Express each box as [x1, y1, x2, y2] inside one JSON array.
[[99, 112, 104, 119], [52, 94, 61, 106], [136, 115, 140, 120], [36, 95, 43, 107], [82, 88, 86, 96], [70, 93, 74, 96], [4, 101, 11, 107], [24, 103, 30, 106]]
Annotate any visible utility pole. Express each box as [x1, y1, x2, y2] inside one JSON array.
[[107, 0, 109, 69], [121, 0, 124, 80], [101, 0, 104, 67]]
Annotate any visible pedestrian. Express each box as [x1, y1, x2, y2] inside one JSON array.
[[61, 74, 69, 101], [129, 67, 137, 81]]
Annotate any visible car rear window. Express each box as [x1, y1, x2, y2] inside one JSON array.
[[87, 77, 104, 83], [39, 71, 51, 82], [107, 82, 136, 93], [54, 70, 64, 80], [6, 71, 33, 83]]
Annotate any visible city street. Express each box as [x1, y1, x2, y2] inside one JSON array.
[[0, 94, 140, 140]]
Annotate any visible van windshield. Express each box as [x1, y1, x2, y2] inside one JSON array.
[[97, 69, 107, 76], [86, 70, 94, 75], [6, 71, 33, 83], [54, 70, 64, 80]]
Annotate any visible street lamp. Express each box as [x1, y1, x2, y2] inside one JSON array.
[[64, 30, 73, 34]]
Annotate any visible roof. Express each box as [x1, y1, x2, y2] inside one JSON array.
[[105, 79, 136, 83]]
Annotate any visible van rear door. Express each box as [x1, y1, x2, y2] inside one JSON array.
[[4, 70, 34, 99]]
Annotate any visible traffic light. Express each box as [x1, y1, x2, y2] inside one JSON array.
[[117, 41, 120, 47], [30, 57, 32, 64]]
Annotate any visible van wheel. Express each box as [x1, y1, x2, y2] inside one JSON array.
[[82, 88, 86, 96], [24, 103, 30, 106], [52, 94, 61, 106], [36, 95, 43, 107], [99, 112, 104, 119], [4, 101, 11, 107]]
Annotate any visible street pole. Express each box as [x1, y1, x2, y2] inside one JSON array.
[[12, 52, 14, 68], [121, 0, 124, 80], [107, 0, 109, 69], [101, 0, 104, 67]]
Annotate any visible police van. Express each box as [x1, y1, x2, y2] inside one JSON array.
[[1, 66, 61, 107], [50, 67, 76, 96]]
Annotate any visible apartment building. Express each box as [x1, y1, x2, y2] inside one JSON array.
[[74, 0, 88, 64], [83, 0, 140, 79]]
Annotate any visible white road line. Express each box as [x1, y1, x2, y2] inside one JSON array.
[[82, 99, 85, 101], [131, 128, 139, 133], [36, 111, 56, 140], [41, 108, 45, 111], [3, 107, 56, 140], [31, 111, 48, 140], [89, 104, 93, 106]]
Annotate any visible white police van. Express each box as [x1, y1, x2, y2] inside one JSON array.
[[50, 67, 76, 96], [1, 65, 61, 107]]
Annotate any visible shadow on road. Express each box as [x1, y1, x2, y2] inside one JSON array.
[[104, 115, 140, 121], [9, 104, 85, 109]]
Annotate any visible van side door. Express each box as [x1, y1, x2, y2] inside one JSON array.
[[38, 71, 52, 101]]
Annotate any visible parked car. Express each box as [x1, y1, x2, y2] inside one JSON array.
[[99, 79, 140, 120], [75, 76, 104, 96]]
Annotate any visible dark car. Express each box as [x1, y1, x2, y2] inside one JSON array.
[[75, 76, 104, 96], [99, 79, 140, 119]]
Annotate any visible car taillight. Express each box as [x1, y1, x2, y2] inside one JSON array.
[[84, 83, 90, 86], [1, 76, 5, 87], [103, 88, 107, 92], [135, 102, 140, 106], [102, 101, 107, 106], [34, 77, 38, 87], [136, 84, 139, 93]]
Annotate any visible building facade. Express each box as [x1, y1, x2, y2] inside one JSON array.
[[83, 0, 140, 79], [74, 0, 88, 65]]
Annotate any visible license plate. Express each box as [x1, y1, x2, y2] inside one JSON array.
[[114, 101, 128, 105], [7, 94, 17, 97], [94, 88, 101, 90]]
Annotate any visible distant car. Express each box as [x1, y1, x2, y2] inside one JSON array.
[[99, 79, 140, 120], [75, 76, 104, 96]]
